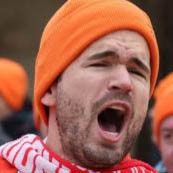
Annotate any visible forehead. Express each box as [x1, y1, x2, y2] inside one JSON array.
[[79, 30, 150, 63], [161, 116, 173, 130]]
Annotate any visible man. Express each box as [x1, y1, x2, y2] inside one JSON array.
[[153, 73, 173, 173], [0, 58, 28, 145], [0, 0, 159, 172]]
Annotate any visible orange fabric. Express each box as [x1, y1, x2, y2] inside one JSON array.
[[34, 0, 159, 129], [0, 157, 17, 173], [153, 72, 173, 99], [153, 72, 173, 144], [0, 58, 28, 111]]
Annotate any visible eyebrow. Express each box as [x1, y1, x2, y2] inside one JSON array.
[[88, 49, 150, 74], [87, 50, 118, 60]]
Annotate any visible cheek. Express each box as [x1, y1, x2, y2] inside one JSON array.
[[128, 82, 150, 130], [161, 146, 173, 172], [133, 81, 150, 114], [160, 142, 173, 162], [160, 141, 173, 171], [63, 70, 107, 105]]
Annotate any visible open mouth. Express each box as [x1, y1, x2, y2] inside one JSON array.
[[98, 107, 125, 135]]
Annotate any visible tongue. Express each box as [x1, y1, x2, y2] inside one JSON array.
[[101, 122, 117, 133]]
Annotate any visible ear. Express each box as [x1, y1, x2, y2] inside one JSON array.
[[41, 83, 57, 106]]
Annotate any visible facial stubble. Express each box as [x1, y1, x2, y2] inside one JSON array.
[[55, 82, 146, 169]]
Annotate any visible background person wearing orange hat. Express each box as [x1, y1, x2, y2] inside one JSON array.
[[0, 0, 159, 172], [0, 58, 37, 146], [0, 58, 28, 118], [152, 73, 173, 173]]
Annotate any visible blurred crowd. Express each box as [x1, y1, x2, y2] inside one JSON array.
[[0, 58, 47, 146]]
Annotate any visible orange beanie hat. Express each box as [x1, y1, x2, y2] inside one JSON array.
[[154, 72, 173, 100], [0, 58, 28, 111], [34, 0, 159, 128], [153, 72, 173, 145]]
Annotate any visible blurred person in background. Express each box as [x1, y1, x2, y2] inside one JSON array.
[[0, 0, 159, 172], [0, 58, 37, 145], [152, 72, 173, 173]]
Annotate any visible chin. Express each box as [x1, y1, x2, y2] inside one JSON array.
[[81, 144, 126, 169]]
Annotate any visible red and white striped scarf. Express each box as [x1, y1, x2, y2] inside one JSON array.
[[0, 134, 157, 173]]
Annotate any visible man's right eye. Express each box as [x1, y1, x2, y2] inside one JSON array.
[[163, 133, 173, 143]]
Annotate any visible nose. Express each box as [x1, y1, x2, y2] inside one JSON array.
[[107, 65, 133, 94]]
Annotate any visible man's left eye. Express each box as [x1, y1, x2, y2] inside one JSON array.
[[129, 69, 145, 78]]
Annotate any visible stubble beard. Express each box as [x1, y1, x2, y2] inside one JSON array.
[[82, 115, 141, 169], [56, 105, 140, 169], [55, 84, 146, 169]]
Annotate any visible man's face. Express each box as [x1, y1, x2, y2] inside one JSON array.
[[55, 30, 150, 168], [160, 116, 173, 173]]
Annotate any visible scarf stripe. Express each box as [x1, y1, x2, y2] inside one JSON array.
[[0, 134, 157, 173]]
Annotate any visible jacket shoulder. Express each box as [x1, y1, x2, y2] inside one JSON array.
[[0, 157, 17, 173]]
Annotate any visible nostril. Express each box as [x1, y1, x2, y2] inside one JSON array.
[[108, 82, 119, 90]]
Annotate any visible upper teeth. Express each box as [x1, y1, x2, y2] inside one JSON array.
[[109, 105, 125, 112]]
